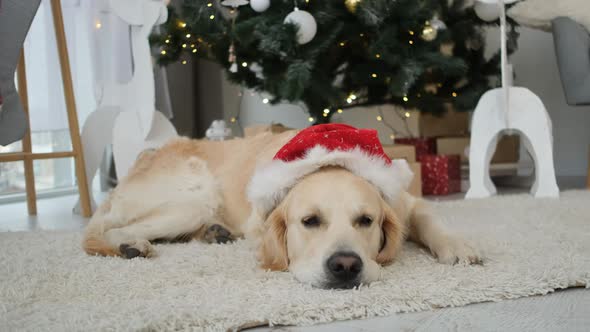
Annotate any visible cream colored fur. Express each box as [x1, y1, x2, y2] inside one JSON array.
[[83, 132, 480, 288]]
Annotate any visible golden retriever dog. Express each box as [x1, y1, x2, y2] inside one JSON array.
[[83, 127, 481, 289]]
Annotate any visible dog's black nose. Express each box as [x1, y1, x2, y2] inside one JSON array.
[[326, 252, 363, 283]]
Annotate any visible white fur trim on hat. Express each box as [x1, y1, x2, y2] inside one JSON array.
[[247, 145, 414, 218]]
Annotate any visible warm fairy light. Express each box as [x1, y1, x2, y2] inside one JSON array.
[[337, 109, 343, 113], [403, 96, 409, 102], [182, 43, 187, 48], [262, 98, 270, 104], [323, 108, 330, 114], [350, 94, 357, 100], [165, 39, 170, 44], [346, 98, 352, 104], [186, 33, 191, 38], [230, 117, 236, 123], [179, 21, 187, 28], [376, 115, 383, 121], [242, 62, 248, 67], [323, 113, 328, 117], [409, 40, 414, 45], [452, 92, 458, 97], [360, 33, 364, 37], [404, 111, 411, 118], [308, 117, 315, 122], [182, 60, 187, 65], [95, 21, 102, 29], [191, 44, 195, 48], [371, 73, 377, 78], [339, 42, 346, 47], [207, 2, 213, 7], [210, 15, 215, 20], [390, 134, 395, 140], [437, 83, 443, 87], [192, 49, 197, 53], [409, 30, 415, 35], [160, 50, 167, 55], [375, 54, 381, 58]]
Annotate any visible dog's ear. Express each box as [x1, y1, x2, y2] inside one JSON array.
[[376, 200, 405, 265], [258, 206, 289, 271]]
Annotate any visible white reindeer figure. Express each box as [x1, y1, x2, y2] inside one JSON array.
[[76, 0, 177, 213], [466, 0, 559, 198]]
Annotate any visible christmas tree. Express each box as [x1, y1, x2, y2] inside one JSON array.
[[151, 0, 518, 124]]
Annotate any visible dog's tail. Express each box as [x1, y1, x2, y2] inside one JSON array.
[[82, 202, 121, 257]]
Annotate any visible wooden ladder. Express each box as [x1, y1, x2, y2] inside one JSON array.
[[0, 0, 92, 217]]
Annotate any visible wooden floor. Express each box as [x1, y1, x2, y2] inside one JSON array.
[[1, 193, 589, 332]]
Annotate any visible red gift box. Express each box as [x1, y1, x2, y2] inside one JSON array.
[[395, 137, 436, 159], [418, 154, 461, 195]]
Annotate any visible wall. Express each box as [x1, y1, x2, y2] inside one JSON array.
[[222, 27, 590, 177]]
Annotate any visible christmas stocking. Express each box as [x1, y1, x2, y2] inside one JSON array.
[[0, 0, 41, 146]]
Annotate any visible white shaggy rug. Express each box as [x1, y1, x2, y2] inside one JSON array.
[[1, 191, 590, 331]]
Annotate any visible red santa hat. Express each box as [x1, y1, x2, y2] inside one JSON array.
[[247, 124, 414, 218]]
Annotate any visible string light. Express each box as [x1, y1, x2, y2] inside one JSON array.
[[179, 21, 187, 28], [403, 96, 409, 102], [230, 117, 237, 123], [375, 54, 381, 58], [346, 98, 352, 104], [191, 44, 195, 48], [323, 108, 330, 114], [350, 94, 357, 100], [182, 43, 187, 48], [337, 109, 343, 113], [186, 33, 191, 38], [390, 134, 395, 140], [192, 49, 197, 53], [165, 39, 170, 44], [182, 60, 187, 65], [359, 33, 364, 37], [207, 2, 213, 7], [241, 62, 248, 67], [323, 113, 328, 117], [409, 40, 414, 45], [404, 111, 411, 118], [376, 115, 383, 121], [160, 50, 167, 55], [262, 98, 270, 104], [95, 21, 102, 29], [371, 73, 377, 78], [409, 30, 415, 35], [437, 83, 443, 87], [308, 117, 315, 122], [339, 41, 346, 47], [452, 92, 458, 97], [210, 15, 215, 20]]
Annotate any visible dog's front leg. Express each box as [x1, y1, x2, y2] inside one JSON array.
[[408, 200, 482, 265]]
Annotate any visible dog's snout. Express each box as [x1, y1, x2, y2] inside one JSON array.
[[326, 251, 363, 283]]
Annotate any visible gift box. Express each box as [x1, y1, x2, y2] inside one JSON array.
[[394, 137, 436, 159], [244, 123, 293, 137], [437, 135, 520, 164], [419, 154, 461, 195], [382, 144, 416, 162]]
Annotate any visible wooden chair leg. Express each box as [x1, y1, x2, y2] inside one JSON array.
[[50, 0, 92, 217], [17, 50, 37, 215]]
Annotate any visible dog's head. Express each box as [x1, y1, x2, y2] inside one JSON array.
[[256, 167, 405, 289]]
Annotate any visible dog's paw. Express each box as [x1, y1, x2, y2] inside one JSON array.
[[119, 239, 156, 259], [432, 237, 482, 265], [204, 224, 235, 244]]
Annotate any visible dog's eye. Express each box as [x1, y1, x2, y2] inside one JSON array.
[[357, 215, 373, 227], [302, 216, 320, 228]]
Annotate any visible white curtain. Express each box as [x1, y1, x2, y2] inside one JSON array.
[[23, 0, 171, 133]]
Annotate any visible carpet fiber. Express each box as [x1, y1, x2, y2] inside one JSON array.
[[1, 191, 589, 331]]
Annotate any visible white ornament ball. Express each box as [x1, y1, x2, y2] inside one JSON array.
[[284, 9, 317, 44], [474, 1, 500, 22], [250, 0, 270, 12]]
